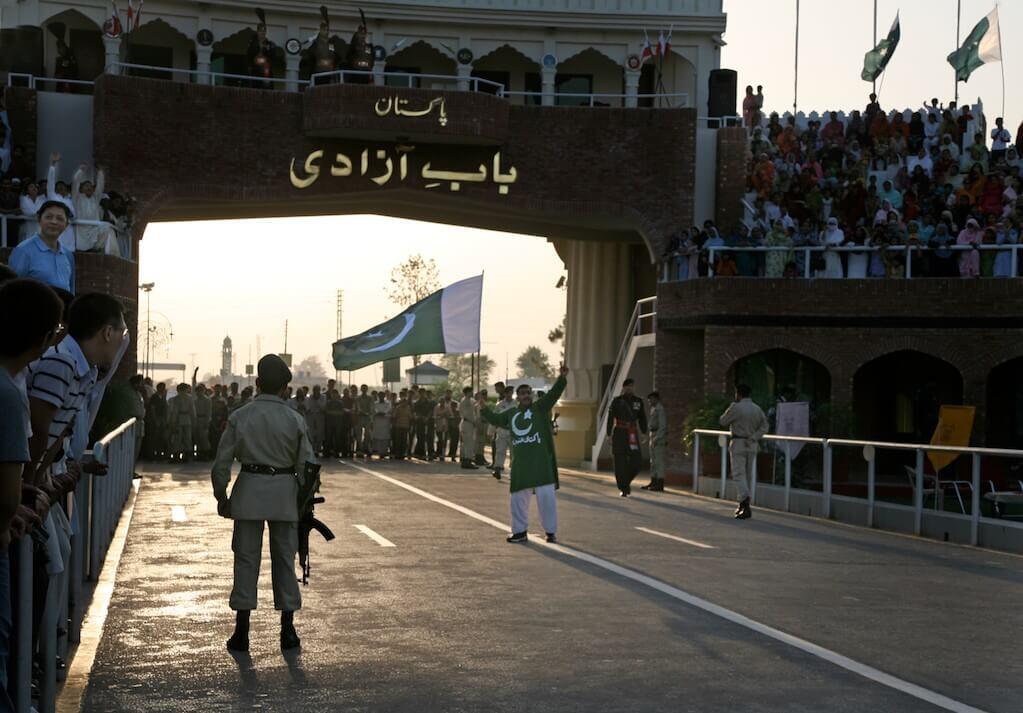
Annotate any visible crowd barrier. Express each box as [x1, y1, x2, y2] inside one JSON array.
[[690, 428, 1023, 552], [11, 419, 137, 713]]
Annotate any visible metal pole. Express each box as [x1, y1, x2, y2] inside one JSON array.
[[954, 0, 961, 105], [693, 434, 701, 493], [867, 450, 876, 528], [751, 450, 758, 505], [872, 0, 878, 96], [970, 452, 981, 546], [914, 449, 925, 535], [14, 537, 32, 712], [719, 437, 728, 500], [784, 447, 792, 512], [822, 442, 832, 518], [793, 0, 800, 114]]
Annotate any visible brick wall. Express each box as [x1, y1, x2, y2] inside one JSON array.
[[714, 126, 747, 230], [92, 75, 697, 258]]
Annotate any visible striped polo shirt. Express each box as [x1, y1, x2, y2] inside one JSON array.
[[26, 336, 97, 474]]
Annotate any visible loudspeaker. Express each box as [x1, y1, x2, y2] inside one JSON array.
[[707, 68, 737, 118]]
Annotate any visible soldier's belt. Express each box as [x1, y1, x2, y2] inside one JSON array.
[[240, 464, 297, 476]]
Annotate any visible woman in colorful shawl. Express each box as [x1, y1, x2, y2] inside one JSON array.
[[956, 218, 982, 277], [764, 221, 792, 278]]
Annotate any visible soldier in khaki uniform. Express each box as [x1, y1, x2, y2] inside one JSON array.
[[719, 383, 768, 520], [458, 386, 477, 469], [641, 391, 667, 492], [212, 355, 316, 652]]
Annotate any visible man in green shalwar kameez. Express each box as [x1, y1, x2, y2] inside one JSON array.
[[481, 365, 568, 544]]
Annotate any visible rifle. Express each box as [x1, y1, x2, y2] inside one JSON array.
[[296, 461, 335, 585]]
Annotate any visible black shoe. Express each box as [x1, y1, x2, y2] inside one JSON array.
[[735, 508, 752, 520], [226, 630, 249, 652], [506, 531, 528, 543], [620, 491, 629, 497], [649, 481, 665, 492], [461, 461, 478, 470], [640, 483, 653, 490], [280, 623, 301, 650], [545, 533, 557, 544], [492, 468, 502, 480], [734, 497, 750, 516]]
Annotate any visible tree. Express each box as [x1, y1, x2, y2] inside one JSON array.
[[548, 315, 565, 360], [387, 254, 441, 367], [439, 353, 496, 391], [516, 346, 554, 380], [294, 356, 327, 380]]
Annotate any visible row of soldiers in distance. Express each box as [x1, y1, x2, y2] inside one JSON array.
[[133, 375, 532, 477]]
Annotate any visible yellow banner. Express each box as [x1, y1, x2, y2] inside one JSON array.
[[927, 405, 975, 473]]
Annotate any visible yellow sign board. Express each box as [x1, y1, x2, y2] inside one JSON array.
[[927, 405, 975, 473]]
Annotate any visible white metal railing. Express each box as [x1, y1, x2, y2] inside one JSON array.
[[504, 91, 689, 108], [12, 419, 137, 713], [690, 428, 1023, 548], [6, 73, 96, 91], [592, 297, 657, 462], [699, 115, 744, 128], [1, 214, 132, 260], [106, 61, 305, 89], [311, 68, 506, 94], [660, 243, 1021, 281]]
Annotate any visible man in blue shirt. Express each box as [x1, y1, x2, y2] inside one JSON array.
[[8, 200, 75, 293]]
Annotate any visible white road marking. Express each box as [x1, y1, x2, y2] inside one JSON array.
[[344, 461, 990, 713], [170, 506, 188, 522], [354, 524, 396, 548], [635, 527, 715, 549]]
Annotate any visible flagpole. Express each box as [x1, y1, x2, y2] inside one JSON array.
[[872, 0, 878, 95], [997, 4, 1005, 117], [954, 0, 961, 105], [793, 0, 800, 114]]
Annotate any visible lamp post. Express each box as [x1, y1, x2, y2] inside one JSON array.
[[139, 282, 155, 379]]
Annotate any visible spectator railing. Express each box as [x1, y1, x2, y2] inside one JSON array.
[[13, 418, 137, 713], [690, 428, 1023, 550], [105, 61, 307, 89], [0, 214, 132, 260], [660, 243, 1020, 281], [699, 115, 744, 128], [504, 91, 689, 107], [6, 73, 96, 92], [310, 68, 506, 94]]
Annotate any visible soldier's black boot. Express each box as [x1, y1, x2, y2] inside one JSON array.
[[280, 610, 300, 651], [226, 610, 250, 652], [649, 480, 665, 492], [735, 498, 752, 520], [492, 467, 502, 480]]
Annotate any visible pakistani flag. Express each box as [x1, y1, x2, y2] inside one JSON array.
[[861, 13, 900, 82], [332, 275, 483, 371], [947, 7, 1002, 83]]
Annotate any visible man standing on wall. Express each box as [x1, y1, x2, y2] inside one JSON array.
[[640, 391, 667, 492], [606, 378, 647, 496], [719, 383, 768, 520]]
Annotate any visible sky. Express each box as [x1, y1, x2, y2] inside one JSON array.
[[139, 0, 1020, 384], [138, 216, 566, 386], [722, 0, 1022, 129]]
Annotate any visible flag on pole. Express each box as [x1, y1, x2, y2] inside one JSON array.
[[103, 2, 123, 38], [861, 12, 900, 81], [947, 7, 1001, 83], [641, 30, 653, 63], [663, 24, 673, 56], [332, 275, 483, 372], [656, 29, 666, 57]]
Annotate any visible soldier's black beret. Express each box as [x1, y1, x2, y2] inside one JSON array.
[[257, 354, 292, 385]]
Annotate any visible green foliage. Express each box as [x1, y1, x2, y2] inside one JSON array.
[[682, 393, 733, 455], [516, 345, 554, 379], [439, 353, 496, 391]]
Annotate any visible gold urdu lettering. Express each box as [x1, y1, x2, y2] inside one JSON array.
[[374, 97, 393, 116], [289, 150, 323, 189], [331, 153, 353, 177]]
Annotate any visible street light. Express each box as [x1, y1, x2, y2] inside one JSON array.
[[139, 282, 155, 379]]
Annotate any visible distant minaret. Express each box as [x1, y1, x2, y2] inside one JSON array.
[[221, 336, 233, 379]]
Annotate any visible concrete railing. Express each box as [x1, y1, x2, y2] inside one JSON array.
[[11, 419, 137, 713], [690, 428, 1023, 551]]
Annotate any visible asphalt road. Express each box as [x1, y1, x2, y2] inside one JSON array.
[[76, 457, 1023, 713]]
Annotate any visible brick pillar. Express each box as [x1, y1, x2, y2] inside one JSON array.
[[715, 126, 747, 232], [654, 325, 705, 482]]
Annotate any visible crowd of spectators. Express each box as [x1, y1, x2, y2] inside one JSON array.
[[0, 259, 128, 710], [662, 94, 1023, 280]]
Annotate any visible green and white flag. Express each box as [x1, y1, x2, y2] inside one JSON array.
[[862, 12, 900, 82], [947, 7, 1001, 83], [332, 274, 482, 371]]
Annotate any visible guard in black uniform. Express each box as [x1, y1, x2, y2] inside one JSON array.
[[606, 378, 647, 496]]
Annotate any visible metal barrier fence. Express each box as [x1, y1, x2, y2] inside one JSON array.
[[11, 419, 137, 713], [0, 214, 132, 260], [690, 428, 1023, 550], [6, 73, 96, 92], [504, 90, 689, 107], [660, 243, 1021, 281], [311, 68, 505, 94]]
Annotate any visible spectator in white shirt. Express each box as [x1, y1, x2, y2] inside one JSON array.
[[990, 117, 1012, 164], [45, 153, 75, 252], [907, 147, 934, 178], [19, 181, 45, 242], [71, 164, 118, 256]]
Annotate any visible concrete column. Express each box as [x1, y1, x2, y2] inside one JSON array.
[[103, 36, 121, 74], [457, 63, 472, 92], [286, 53, 302, 92], [624, 69, 641, 108], [195, 46, 213, 85], [551, 239, 634, 464], [541, 67, 556, 106]]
